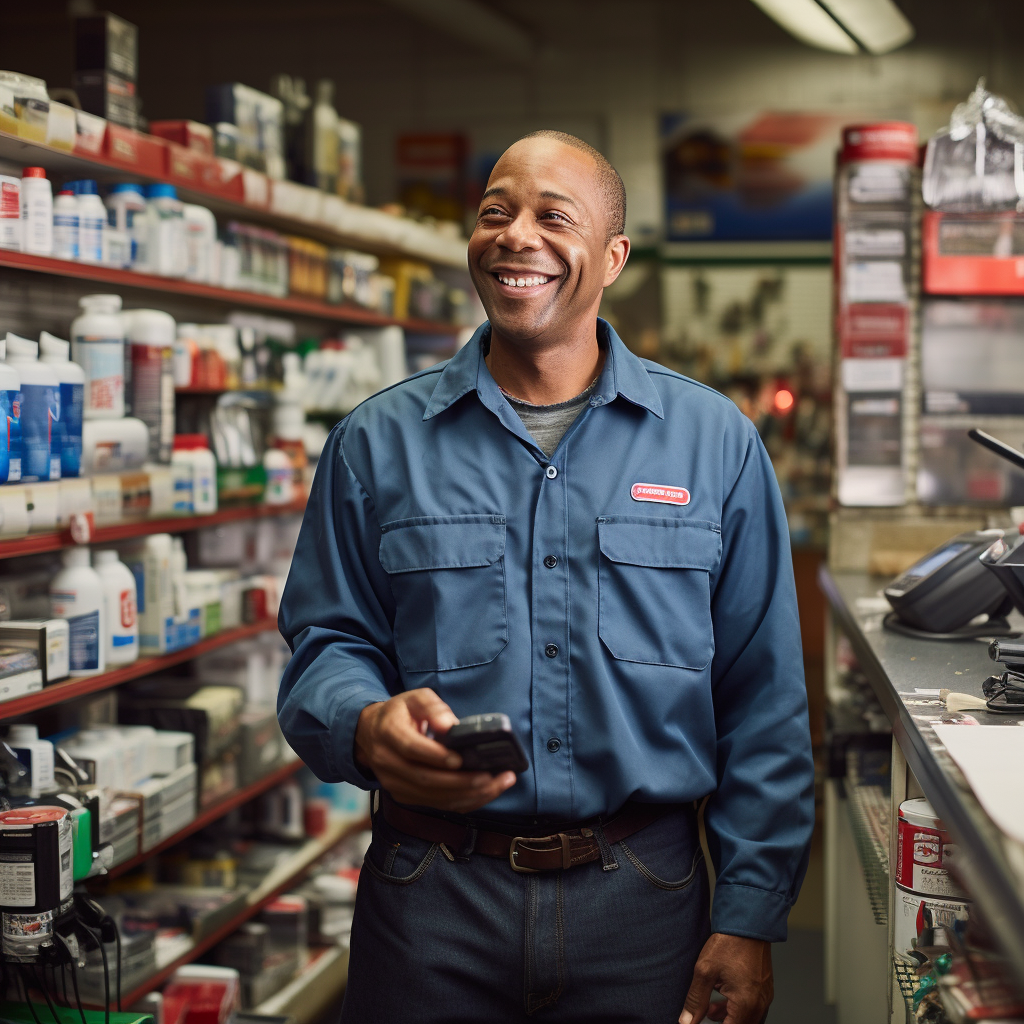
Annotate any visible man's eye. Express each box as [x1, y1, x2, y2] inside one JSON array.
[[480, 206, 506, 217], [542, 211, 568, 223]]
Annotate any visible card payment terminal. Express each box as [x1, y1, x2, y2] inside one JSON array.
[[883, 529, 1012, 634]]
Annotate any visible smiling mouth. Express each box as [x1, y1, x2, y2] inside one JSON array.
[[492, 272, 557, 289]]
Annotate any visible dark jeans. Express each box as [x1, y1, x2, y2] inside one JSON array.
[[341, 803, 711, 1023]]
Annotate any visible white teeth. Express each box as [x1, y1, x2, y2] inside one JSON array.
[[497, 274, 550, 288]]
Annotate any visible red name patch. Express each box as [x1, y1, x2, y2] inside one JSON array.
[[630, 483, 690, 506]]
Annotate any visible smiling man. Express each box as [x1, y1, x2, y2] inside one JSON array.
[[278, 131, 815, 1024]]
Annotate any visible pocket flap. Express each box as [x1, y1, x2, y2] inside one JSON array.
[[380, 515, 506, 573], [598, 517, 721, 570]]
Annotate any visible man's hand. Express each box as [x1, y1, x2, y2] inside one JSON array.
[[355, 689, 517, 813], [679, 933, 773, 1024]]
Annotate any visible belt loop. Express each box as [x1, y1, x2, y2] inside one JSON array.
[[455, 826, 478, 862], [593, 823, 619, 871]]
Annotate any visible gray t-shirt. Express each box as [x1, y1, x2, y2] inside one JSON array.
[[503, 380, 598, 457]]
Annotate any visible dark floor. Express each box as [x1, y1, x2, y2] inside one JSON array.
[[772, 928, 835, 1024]]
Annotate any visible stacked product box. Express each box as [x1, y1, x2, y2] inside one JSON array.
[[834, 122, 920, 507]]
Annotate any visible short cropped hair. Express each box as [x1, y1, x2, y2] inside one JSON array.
[[517, 129, 626, 240]]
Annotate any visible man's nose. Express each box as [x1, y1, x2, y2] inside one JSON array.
[[495, 212, 542, 252]]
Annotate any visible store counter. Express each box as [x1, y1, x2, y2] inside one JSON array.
[[820, 568, 1024, 1003]]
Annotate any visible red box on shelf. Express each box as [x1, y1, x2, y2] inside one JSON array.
[[150, 119, 214, 156], [923, 210, 1024, 295], [164, 141, 219, 192], [838, 303, 909, 359], [204, 158, 245, 202], [104, 124, 166, 176]]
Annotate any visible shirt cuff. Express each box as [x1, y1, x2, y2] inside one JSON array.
[[711, 883, 792, 943], [332, 689, 387, 788]]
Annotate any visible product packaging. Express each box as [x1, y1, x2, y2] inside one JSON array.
[[0, 620, 70, 685], [93, 549, 138, 666], [0, 336, 22, 484], [896, 797, 967, 899], [7, 724, 55, 797], [71, 294, 125, 419], [19, 168, 52, 256], [74, 180, 106, 264], [124, 309, 176, 462], [49, 548, 105, 677], [5, 334, 60, 483], [39, 333, 84, 479], [52, 188, 79, 261], [0, 175, 20, 251]]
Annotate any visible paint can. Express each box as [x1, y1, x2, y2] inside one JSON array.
[[896, 797, 966, 899]]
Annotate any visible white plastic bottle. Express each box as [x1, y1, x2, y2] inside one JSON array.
[[5, 333, 60, 482], [39, 331, 84, 478], [71, 294, 125, 419], [123, 309, 176, 463], [52, 187, 79, 261], [263, 448, 294, 505], [75, 180, 105, 264], [93, 549, 138, 666], [171, 434, 217, 513], [182, 204, 216, 283], [8, 724, 55, 797], [19, 167, 52, 256], [50, 547, 105, 676], [143, 184, 186, 277], [0, 337, 21, 483], [104, 183, 147, 268]]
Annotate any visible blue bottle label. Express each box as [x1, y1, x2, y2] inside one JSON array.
[[20, 383, 60, 481], [56, 382, 83, 478], [6, 389, 21, 482], [67, 609, 100, 672], [0, 390, 10, 484]]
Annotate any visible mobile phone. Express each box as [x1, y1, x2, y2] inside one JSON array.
[[440, 714, 530, 774]]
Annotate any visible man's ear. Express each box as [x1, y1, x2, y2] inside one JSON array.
[[603, 234, 631, 288]]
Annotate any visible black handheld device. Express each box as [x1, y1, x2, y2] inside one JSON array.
[[441, 714, 529, 775]]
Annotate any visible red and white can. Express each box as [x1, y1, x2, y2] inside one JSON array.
[[896, 797, 966, 898]]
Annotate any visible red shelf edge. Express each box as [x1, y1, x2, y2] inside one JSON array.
[[0, 249, 459, 334], [117, 817, 370, 1008], [0, 618, 279, 722], [0, 498, 308, 561], [105, 759, 305, 879]]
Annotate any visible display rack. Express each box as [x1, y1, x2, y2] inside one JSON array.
[[0, 498, 307, 560], [118, 815, 369, 1007], [844, 751, 891, 926], [0, 249, 460, 335], [254, 944, 349, 1024], [0, 618, 278, 721], [0, 131, 467, 269], [106, 757, 304, 878]]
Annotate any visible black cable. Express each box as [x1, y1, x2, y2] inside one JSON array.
[[79, 923, 109, 1024], [32, 965, 62, 1024], [18, 966, 44, 1024], [55, 934, 86, 1024], [112, 925, 121, 1012], [883, 611, 1018, 641]]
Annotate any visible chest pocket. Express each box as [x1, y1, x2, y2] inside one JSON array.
[[379, 515, 508, 673], [597, 516, 721, 670]]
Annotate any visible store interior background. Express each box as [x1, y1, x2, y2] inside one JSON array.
[[4, 1, 1024, 1021]]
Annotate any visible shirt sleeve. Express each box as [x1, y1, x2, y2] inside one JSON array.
[[704, 425, 816, 943], [277, 419, 397, 786]]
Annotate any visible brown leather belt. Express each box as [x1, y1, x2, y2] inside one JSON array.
[[380, 792, 677, 874]]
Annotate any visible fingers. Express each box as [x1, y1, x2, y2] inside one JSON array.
[[380, 693, 458, 769], [707, 1000, 728, 1021], [679, 959, 715, 1024], [379, 762, 517, 812], [405, 688, 459, 734]]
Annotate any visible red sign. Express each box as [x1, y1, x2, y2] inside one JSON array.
[[631, 483, 691, 506], [841, 122, 918, 164]]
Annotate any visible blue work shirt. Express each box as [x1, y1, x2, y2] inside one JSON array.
[[278, 319, 814, 942]]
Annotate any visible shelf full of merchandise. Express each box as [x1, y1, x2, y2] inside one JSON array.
[[0, 249, 461, 335], [0, 130, 468, 270]]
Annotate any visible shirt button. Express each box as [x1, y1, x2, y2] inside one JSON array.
[[543, 555, 558, 569], [545, 465, 558, 479], [547, 738, 561, 753], [544, 643, 559, 658]]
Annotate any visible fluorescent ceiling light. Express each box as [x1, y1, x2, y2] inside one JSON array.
[[751, 0, 914, 55], [750, 0, 859, 53], [819, 0, 914, 54]]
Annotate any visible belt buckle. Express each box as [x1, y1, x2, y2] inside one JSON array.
[[508, 833, 571, 873]]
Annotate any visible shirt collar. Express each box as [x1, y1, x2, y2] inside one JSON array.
[[422, 318, 664, 421]]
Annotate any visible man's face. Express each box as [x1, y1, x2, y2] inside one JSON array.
[[468, 137, 625, 343]]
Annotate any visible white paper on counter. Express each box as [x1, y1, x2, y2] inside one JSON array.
[[932, 724, 1024, 844]]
